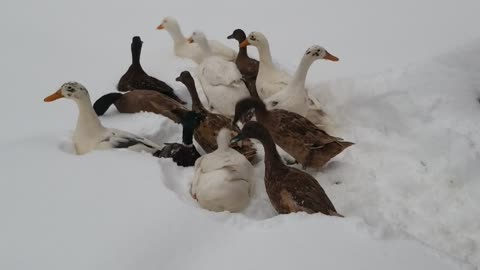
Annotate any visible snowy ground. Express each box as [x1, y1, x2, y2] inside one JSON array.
[[1, 0, 480, 269]]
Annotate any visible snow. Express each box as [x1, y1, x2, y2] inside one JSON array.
[[1, 0, 480, 269]]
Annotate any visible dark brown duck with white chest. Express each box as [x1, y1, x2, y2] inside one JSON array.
[[233, 97, 353, 168], [232, 121, 342, 216], [227, 29, 259, 96]]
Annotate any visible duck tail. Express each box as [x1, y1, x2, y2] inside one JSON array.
[[163, 91, 187, 105], [93, 93, 123, 115], [328, 209, 344, 218]]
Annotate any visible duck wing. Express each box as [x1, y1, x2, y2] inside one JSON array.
[[274, 109, 340, 146], [281, 167, 339, 215], [101, 130, 162, 154], [200, 57, 242, 86]]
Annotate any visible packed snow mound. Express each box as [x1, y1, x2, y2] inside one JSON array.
[[313, 39, 480, 268]]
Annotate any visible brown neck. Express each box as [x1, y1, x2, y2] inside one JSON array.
[[238, 46, 248, 58], [184, 80, 206, 112], [258, 131, 287, 174]]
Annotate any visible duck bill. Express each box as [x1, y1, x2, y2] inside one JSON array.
[[324, 51, 339, 61], [239, 40, 250, 48], [187, 37, 194, 44], [230, 133, 245, 145], [227, 34, 234, 39], [156, 23, 165, 30], [44, 90, 64, 102]]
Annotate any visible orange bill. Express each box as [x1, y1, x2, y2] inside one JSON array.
[[44, 90, 64, 102], [324, 51, 339, 61], [239, 39, 250, 48], [187, 37, 194, 43], [156, 23, 165, 30]]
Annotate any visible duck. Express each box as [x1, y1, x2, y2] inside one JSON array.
[[175, 71, 257, 163], [156, 16, 236, 63], [265, 45, 339, 127], [227, 29, 259, 96], [117, 36, 185, 104], [232, 97, 353, 168], [92, 90, 188, 124], [189, 31, 250, 118], [154, 110, 202, 167], [191, 128, 254, 212], [44, 82, 163, 155], [231, 121, 342, 216], [240, 31, 291, 99]]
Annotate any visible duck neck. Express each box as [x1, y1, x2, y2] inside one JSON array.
[[290, 56, 313, 90], [131, 45, 142, 69], [185, 81, 206, 112], [167, 24, 187, 45], [238, 43, 248, 58], [254, 105, 269, 123], [182, 124, 195, 146], [75, 96, 105, 135], [216, 130, 230, 152], [198, 39, 213, 56], [257, 43, 274, 69], [259, 133, 286, 173]]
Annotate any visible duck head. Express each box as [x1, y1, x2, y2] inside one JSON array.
[[175, 110, 203, 145], [231, 121, 270, 144], [175, 71, 195, 86], [156, 16, 179, 31], [304, 45, 339, 62], [232, 97, 267, 126], [44, 82, 89, 103], [240, 31, 268, 48], [181, 111, 203, 129], [227, 29, 247, 43], [187, 31, 207, 44]]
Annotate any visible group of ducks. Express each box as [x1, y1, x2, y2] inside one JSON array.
[[44, 17, 353, 216]]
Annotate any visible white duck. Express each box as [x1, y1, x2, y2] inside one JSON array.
[[191, 128, 254, 212], [265, 45, 339, 124], [44, 82, 163, 155], [240, 31, 291, 99], [156, 16, 236, 64], [189, 31, 250, 117]]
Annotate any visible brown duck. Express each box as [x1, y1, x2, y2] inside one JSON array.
[[231, 121, 342, 216], [117, 36, 185, 104], [92, 90, 188, 124], [227, 29, 259, 97], [176, 71, 257, 162], [232, 97, 353, 168]]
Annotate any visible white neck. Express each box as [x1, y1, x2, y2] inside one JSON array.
[[166, 24, 187, 45], [197, 39, 213, 56], [74, 96, 106, 136], [216, 129, 231, 151], [257, 42, 274, 69], [289, 56, 315, 90]]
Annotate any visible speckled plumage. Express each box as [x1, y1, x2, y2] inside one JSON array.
[[233, 98, 353, 168], [233, 122, 341, 216]]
